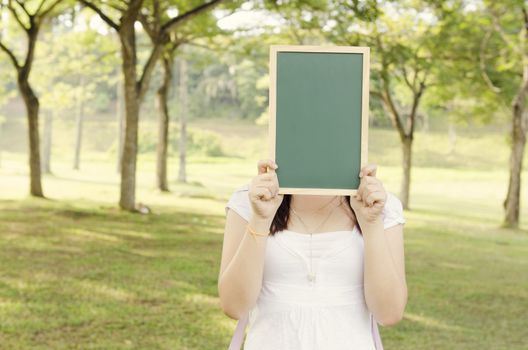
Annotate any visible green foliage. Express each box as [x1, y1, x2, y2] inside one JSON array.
[[33, 10, 118, 114], [137, 126, 225, 157], [185, 128, 225, 157], [178, 38, 269, 121], [421, 0, 525, 124]]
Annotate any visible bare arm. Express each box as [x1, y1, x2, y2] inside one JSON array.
[[350, 164, 407, 326], [218, 159, 282, 320], [362, 220, 407, 326], [218, 211, 272, 319]]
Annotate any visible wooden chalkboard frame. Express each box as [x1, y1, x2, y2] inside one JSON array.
[[268, 45, 370, 195]]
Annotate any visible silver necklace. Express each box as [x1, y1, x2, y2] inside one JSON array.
[[290, 195, 339, 214], [290, 198, 343, 284]]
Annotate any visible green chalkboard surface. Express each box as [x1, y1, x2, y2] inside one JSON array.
[[269, 45, 370, 195]]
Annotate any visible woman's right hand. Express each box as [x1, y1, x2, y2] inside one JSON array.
[[248, 159, 284, 222]]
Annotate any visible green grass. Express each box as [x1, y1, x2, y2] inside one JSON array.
[[0, 119, 527, 349], [0, 199, 232, 349]]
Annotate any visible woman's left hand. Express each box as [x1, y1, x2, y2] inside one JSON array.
[[349, 164, 387, 226]]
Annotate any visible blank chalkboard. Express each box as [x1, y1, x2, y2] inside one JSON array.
[[268, 45, 370, 195]]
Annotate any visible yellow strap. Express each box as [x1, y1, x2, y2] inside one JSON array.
[[246, 223, 270, 241]]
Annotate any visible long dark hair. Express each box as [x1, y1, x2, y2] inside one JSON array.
[[269, 194, 361, 236]]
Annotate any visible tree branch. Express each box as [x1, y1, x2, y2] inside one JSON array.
[[14, 0, 31, 17], [374, 33, 406, 138], [523, 7, 528, 34], [106, 2, 127, 13], [6, 1, 29, 31], [408, 81, 426, 137], [136, 0, 222, 100], [78, 0, 119, 31], [0, 40, 20, 69], [34, 0, 48, 16], [167, 39, 181, 54], [22, 26, 39, 76], [401, 65, 414, 91], [138, 12, 156, 41], [40, 0, 63, 18], [137, 40, 164, 101], [161, 0, 223, 34], [490, 9, 522, 56], [523, 7, 528, 80], [479, 28, 501, 93], [121, 0, 143, 27], [381, 72, 407, 139]]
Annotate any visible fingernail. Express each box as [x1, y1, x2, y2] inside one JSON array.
[[359, 172, 363, 178]]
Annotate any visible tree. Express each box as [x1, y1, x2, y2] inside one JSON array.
[[483, 1, 528, 228], [370, 28, 431, 210], [441, 0, 528, 228], [28, 8, 117, 173], [325, 0, 440, 209], [176, 56, 188, 183], [0, 0, 65, 197], [138, 0, 230, 191], [0, 54, 13, 168], [79, 0, 225, 210]]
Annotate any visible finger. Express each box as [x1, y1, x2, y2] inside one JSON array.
[[359, 164, 377, 178], [364, 175, 380, 185], [366, 182, 382, 193], [257, 159, 278, 175], [271, 185, 279, 198], [254, 185, 273, 200], [267, 169, 280, 189], [365, 178, 385, 200], [371, 192, 387, 209], [263, 182, 278, 197], [255, 170, 279, 194], [257, 173, 275, 181], [357, 176, 369, 201], [365, 190, 385, 207], [362, 176, 383, 195], [258, 182, 279, 198]]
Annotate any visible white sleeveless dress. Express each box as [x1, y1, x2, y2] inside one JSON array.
[[225, 183, 406, 350]]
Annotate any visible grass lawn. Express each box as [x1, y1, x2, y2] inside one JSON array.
[[0, 120, 527, 349]]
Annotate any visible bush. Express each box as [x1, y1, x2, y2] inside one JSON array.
[[138, 128, 158, 154], [167, 127, 225, 157], [188, 129, 225, 157], [133, 125, 226, 157]]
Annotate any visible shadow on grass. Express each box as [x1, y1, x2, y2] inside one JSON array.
[[0, 199, 233, 349], [2, 198, 527, 349], [410, 206, 528, 235]]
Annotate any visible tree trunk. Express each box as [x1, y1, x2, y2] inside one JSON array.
[[156, 56, 172, 191], [178, 58, 188, 183], [0, 125, 3, 168], [116, 71, 125, 174], [422, 113, 429, 133], [118, 27, 140, 211], [400, 136, 413, 210], [18, 78, 44, 197], [41, 109, 53, 174], [448, 123, 457, 155], [503, 68, 528, 228], [74, 76, 85, 170]]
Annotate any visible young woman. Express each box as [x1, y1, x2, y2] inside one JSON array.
[[218, 159, 407, 349]]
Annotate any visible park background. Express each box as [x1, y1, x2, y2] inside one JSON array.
[[0, 0, 527, 349]]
